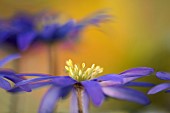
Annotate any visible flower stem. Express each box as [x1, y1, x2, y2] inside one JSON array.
[[48, 43, 57, 75], [75, 84, 84, 113]]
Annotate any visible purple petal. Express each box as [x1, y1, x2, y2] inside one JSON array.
[[120, 67, 154, 77], [17, 31, 37, 51], [70, 88, 89, 113], [156, 72, 170, 80], [9, 81, 51, 93], [70, 89, 78, 113], [52, 76, 76, 87], [39, 86, 61, 113], [122, 76, 141, 84], [0, 54, 20, 67], [5, 75, 32, 92], [148, 83, 170, 94], [0, 77, 11, 90], [82, 89, 89, 113], [16, 73, 52, 77], [96, 74, 123, 83], [82, 81, 104, 106], [40, 24, 57, 40], [0, 69, 16, 77], [99, 81, 122, 87], [125, 82, 155, 87], [78, 10, 111, 27], [102, 86, 150, 105], [165, 90, 170, 93], [16, 76, 55, 86]]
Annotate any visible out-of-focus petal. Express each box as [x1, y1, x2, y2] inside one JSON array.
[[96, 74, 123, 83], [40, 24, 58, 41], [38, 86, 61, 113], [17, 31, 37, 51], [54, 20, 75, 38], [78, 10, 112, 27], [156, 72, 170, 80], [125, 82, 155, 87], [165, 90, 170, 93], [5, 75, 32, 92], [0, 77, 11, 90], [120, 67, 154, 77], [16, 73, 52, 76], [15, 76, 55, 86], [52, 76, 76, 87], [148, 83, 170, 94], [0, 54, 20, 67], [82, 81, 104, 106], [82, 89, 89, 113], [70, 89, 78, 113], [102, 86, 150, 105], [0, 69, 16, 76], [9, 81, 51, 93], [70, 88, 89, 113]]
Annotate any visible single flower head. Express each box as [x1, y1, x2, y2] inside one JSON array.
[[9, 59, 154, 113]]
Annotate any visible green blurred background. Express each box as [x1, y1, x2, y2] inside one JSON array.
[[0, 0, 170, 113]]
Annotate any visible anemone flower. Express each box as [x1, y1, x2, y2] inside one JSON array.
[[0, 13, 37, 52], [0, 11, 111, 52], [9, 59, 154, 113], [148, 71, 170, 94]]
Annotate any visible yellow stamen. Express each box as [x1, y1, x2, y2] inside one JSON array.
[[65, 59, 103, 82]]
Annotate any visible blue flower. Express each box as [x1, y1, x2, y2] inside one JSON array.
[[0, 13, 37, 51], [148, 71, 170, 94], [10, 59, 154, 113], [0, 11, 111, 52]]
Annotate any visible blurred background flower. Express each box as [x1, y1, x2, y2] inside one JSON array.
[[0, 0, 170, 113]]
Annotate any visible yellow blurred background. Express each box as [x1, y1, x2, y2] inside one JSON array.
[[0, 0, 170, 113]]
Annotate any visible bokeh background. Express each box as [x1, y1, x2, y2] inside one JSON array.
[[0, 0, 170, 113]]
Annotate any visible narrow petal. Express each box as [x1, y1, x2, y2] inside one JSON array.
[[122, 76, 141, 84], [17, 31, 37, 51], [78, 10, 111, 27], [70, 89, 78, 113], [120, 67, 154, 77], [82, 90, 89, 113], [165, 90, 170, 93], [96, 74, 123, 83], [39, 86, 61, 113], [0, 69, 15, 76], [99, 81, 122, 87], [156, 72, 170, 80], [16, 73, 52, 77], [0, 77, 11, 90], [148, 83, 170, 94], [125, 82, 155, 87], [16, 76, 55, 86], [4, 75, 31, 92], [82, 81, 104, 106], [0, 54, 20, 67], [52, 76, 76, 87], [9, 81, 52, 93], [70, 88, 89, 113], [102, 86, 150, 105]]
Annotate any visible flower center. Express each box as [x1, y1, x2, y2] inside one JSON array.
[[65, 59, 103, 82]]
